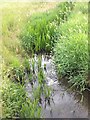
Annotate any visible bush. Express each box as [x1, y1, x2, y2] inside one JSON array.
[[54, 3, 88, 92], [20, 2, 74, 54]]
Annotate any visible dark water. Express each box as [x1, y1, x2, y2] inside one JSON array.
[[26, 54, 88, 118]]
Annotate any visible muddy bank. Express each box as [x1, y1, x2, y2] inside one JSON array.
[[26, 54, 88, 118]]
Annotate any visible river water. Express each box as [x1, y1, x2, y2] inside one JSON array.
[[26, 54, 88, 118]]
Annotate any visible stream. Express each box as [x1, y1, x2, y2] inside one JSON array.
[[26, 54, 88, 118]]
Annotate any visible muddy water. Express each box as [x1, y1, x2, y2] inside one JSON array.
[[26, 54, 88, 118]]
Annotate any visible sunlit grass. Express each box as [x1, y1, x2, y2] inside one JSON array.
[[1, 2, 57, 67]]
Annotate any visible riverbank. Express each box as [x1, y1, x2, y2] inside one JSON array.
[[1, 2, 89, 118]]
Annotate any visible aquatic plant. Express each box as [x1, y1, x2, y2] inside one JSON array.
[[37, 56, 42, 71], [37, 68, 45, 85], [23, 58, 31, 74], [20, 99, 41, 118], [44, 63, 46, 70], [31, 58, 35, 74], [44, 85, 51, 106]]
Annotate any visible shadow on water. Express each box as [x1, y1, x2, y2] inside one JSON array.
[[25, 54, 89, 118]]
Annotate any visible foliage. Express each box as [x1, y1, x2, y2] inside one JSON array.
[[2, 82, 26, 118], [2, 81, 42, 118], [53, 3, 88, 92], [3, 55, 51, 118], [7, 65, 25, 84], [2, 2, 88, 119], [2, 2, 55, 69], [20, 2, 74, 54], [20, 99, 41, 118], [1, 2, 57, 118]]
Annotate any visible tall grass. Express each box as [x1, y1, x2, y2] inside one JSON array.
[[2, 55, 52, 118], [2, 79, 42, 118], [53, 3, 88, 92], [20, 2, 74, 54], [2, 80, 26, 118], [1, 1, 87, 118], [2, 2, 56, 67], [1, 2, 57, 118]]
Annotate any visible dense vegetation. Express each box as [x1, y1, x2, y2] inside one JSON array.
[[2, 82, 26, 117], [1, 2, 56, 118], [2, 55, 51, 118], [2, 80, 42, 118], [1, 2, 88, 118], [20, 2, 74, 53], [53, 3, 88, 92]]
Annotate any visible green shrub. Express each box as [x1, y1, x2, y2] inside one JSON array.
[[54, 3, 88, 92], [20, 2, 74, 54]]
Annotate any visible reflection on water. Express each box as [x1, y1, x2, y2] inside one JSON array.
[[26, 54, 88, 118]]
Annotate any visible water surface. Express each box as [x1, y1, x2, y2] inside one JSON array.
[[26, 54, 88, 118]]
